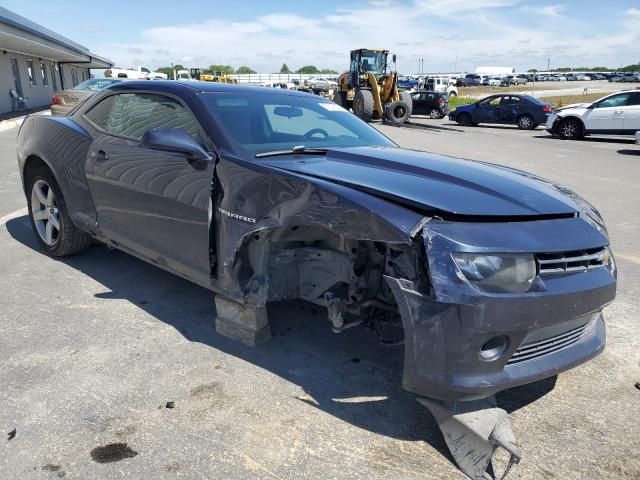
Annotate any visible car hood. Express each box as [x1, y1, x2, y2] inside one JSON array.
[[557, 103, 589, 112], [261, 146, 580, 218]]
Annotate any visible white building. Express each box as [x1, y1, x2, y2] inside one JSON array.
[[474, 66, 515, 77], [0, 7, 111, 115]]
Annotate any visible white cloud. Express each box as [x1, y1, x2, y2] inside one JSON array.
[[95, 0, 640, 73], [626, 7, 640, 16]]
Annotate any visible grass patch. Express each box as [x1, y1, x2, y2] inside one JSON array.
[[448, 96, 476, 108], [540, 93, 606, 108]]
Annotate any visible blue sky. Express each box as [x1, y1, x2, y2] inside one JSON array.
[[4, 0, 640, 73]]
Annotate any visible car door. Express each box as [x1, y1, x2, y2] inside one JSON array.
[[83, 92, 214, 284], [475, 96, 501, 123], [584, 92, 631, 132], [496, 96, 520, 123], [410, 92, 426, 115], [622, 92, 640, 133]]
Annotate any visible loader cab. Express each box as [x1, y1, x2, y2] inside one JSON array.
[[350, 49, 389, 86]]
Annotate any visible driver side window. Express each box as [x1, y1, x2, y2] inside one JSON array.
[[595, 94, 631, 109], [86, 93, 204, 145]]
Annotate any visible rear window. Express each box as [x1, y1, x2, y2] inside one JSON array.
[[521, 95, 545, 104], [72, 79, 119, 91]]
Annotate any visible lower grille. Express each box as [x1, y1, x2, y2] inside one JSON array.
[[507, 323, 589, 365]]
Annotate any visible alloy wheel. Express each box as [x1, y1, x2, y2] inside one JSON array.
[[560, 120, 579, 138], [31, 179, 60, 246], [519, 116, 532, 129]]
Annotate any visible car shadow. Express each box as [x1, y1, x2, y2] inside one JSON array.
[[6, 215, 557, 464], [533, 135, 636, 145], [444, 122, 547, 132], [617, 149, 640, 156]]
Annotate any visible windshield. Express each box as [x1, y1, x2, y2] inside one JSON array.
[[72, 79, 119, 91], [359, 50, 386, 74], [201, 92, 395, 156]]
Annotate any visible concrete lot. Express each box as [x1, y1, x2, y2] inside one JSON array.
[[1, 118, 639, 480]]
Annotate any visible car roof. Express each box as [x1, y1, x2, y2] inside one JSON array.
[[103, 80, 314, 98]]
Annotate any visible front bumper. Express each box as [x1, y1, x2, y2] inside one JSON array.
[[387, 217, 616, 402], [545, 113, 559, 133]]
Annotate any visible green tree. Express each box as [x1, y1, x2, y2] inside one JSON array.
[[155, 65, 187, 79], [280, 63, 291, 73], [320, 68, 338, 74], [620, 63, 640, 72], [237, 66, 257, 74], [208, 65, 235, 74], [156, 66, 175, 77], [296, 65, 320, 74]]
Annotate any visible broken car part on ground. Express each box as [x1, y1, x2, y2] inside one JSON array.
[[16, 81, 617, 479]]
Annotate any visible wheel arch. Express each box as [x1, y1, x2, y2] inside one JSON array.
[[22, 154, 60, 195]]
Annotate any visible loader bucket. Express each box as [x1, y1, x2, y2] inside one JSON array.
[[418, 396, 521, 480]]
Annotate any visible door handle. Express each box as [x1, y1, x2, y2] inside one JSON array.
[[91, 150, 109, 161]]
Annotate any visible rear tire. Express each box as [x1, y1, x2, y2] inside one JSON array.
[[400, 91, 413, 116], [353, 89, 374, 122], [26, 167, 92, 257], [334, 91, 348, 109], [558, 118, 583, 140], [457, 112, 472, 126], [429, 109, 441, 119], [517, 114, 534, 130], [384, 101, 411, 125]]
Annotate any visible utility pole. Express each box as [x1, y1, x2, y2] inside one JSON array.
[[454, 52, 458, 73]]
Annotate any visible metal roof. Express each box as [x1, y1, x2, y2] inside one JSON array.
[[0, 7, 112, 67]]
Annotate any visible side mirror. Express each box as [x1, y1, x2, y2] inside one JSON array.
[[392, 54, 397, 64], [141, 128, 211, 161]]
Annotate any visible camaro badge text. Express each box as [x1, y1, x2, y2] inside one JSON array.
[[218, 207, 256, 224]]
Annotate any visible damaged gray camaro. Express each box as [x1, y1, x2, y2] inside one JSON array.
[[17, 81, 617, 479]]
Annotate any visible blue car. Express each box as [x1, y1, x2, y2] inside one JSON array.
[[449, 94, 553, 129], [397, 76, 418, 90]]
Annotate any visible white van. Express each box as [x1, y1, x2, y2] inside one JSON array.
[[420, 77, 459, 97]]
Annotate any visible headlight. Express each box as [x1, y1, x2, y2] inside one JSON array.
[[452, 252, 536, 294]]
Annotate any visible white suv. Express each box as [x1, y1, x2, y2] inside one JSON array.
[[546, 90, 640, 139]]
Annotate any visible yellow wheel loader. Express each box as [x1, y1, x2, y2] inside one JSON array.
[[334, 49, 412, 124], [190, 69, 238, 84]]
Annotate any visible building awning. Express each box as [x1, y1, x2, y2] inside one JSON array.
[[0, 7, 112, 68]]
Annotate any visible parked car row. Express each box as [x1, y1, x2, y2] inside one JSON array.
[[440, 89, 640, 142], [609, 73, 640, 83]]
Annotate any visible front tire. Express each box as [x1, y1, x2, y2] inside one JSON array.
[[457, 112, 472, 126], [353, 89, 374, 122], [27, 167, 92, 257], [557, 118, 583, 140]]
